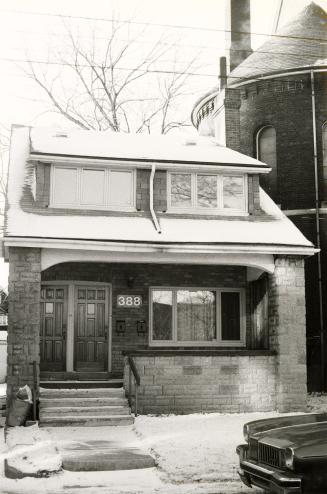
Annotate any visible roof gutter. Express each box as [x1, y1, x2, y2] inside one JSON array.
[[150, 163, 161, 234]]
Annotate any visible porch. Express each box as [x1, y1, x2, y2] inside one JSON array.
[[6, 248, 308, 414]]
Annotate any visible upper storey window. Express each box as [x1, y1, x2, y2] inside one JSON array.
[[256, 126, 277, 199], [257, 126, 277, 167], [168, 172, 247, 214], [51, 166, 135, 210]]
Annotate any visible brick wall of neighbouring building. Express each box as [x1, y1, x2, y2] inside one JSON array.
[[124, 353, 277, 414], [7, 247, 41, 403]]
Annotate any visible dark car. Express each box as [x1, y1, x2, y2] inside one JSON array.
[[237, 413, 327, 494]]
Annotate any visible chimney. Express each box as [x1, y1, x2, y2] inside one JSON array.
[[225, 0, 252, 73], [219, 56, 227, 90]]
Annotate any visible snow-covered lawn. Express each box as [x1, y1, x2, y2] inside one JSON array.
[[135, 412, 273, 483]]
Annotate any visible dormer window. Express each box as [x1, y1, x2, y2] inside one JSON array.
[[168, 172, 247, 214], [50, 165, 135, 210]]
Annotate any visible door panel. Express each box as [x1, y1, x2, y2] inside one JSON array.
[[40, 286, 67, 371], [74, 285, 109, 372]]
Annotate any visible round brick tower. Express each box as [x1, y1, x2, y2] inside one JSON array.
[[191, 2, 327, 391]]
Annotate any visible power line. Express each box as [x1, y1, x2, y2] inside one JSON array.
[[1, 54, 325, 82], [1, 8, 327, 44]]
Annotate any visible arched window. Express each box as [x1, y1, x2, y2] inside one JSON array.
[[322, 122, 327, 203], [256, 126, 277, 200]]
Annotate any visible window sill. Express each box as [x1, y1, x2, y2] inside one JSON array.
[[167, 208, 249, 216], [122, 349, 276, 357]]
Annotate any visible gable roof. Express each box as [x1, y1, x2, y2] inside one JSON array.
[[228, 2, 327, 86], [3, 125, 315, 257]]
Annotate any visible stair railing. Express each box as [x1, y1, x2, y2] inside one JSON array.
[[127, 356, 140, 416]]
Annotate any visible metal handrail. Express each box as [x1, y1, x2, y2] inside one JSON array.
[[31, 361, 37, 421], [127, 356, 140, 416]]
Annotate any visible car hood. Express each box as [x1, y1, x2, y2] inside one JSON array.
[[254, 421, 327, 450]]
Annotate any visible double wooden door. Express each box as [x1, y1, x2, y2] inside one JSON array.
[[40, 284, 109, 372]]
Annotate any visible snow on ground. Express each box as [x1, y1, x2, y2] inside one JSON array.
[[0, 382, 6, 397], [307, 393, 327, 412], [134, 412, 278, 483], [0, 395, 326, 493], [4, 425, 61, 476]]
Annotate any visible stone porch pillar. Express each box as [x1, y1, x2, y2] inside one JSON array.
[[269, 256, 307, 412], [7, 247, 41, 404]]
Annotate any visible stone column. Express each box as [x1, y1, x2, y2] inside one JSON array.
[[7, 247, 41, 404], [269, 256, 307, 412]]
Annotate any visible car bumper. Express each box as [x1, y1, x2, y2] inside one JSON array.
[[237, 444, 302, 494]]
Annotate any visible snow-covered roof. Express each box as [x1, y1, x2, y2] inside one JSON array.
[[30, 127, 269, 169], [4, 125, 314, 256]]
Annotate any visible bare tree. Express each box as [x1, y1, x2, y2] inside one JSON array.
[[0, 127, 9, 215], [22, 16, 203, 134]]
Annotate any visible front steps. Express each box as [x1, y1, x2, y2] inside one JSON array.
[[39, 387, 134, 427]]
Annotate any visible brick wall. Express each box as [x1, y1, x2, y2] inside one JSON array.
[[7, 247, 41, 403], [43, 262, 247, 375], [124, 353, 276, 414], [236, 74, 327, 209], [35, 162, 51, 207], [268, 256, 307, 412]]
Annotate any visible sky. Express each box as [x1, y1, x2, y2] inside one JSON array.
[[0, 0, 326, 287]]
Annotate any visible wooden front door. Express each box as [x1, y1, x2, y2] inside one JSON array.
[[74, 285, 109, 372], [40, 286, 67, 371]]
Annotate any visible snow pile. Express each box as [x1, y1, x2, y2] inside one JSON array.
[[134, 412, 276, 483], [5, 424, 62, 477], [307, 393, 327, 413], [0, 383, 6, 397]]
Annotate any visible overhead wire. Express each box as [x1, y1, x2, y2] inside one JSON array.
[[0, 8, 327, 44]]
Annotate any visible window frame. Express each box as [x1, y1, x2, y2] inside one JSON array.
[[167, 171, 248, 215], [50, 165, 136, 211], [149, 286, 246, 347]]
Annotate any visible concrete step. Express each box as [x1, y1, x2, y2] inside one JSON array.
[[62, 448, 155, 471], [40, 405, 131, 417], [40, 379, 123, 389], [40, 415, 135, 427], [40, 387, 125, 399], [40, 396, 128, 409]]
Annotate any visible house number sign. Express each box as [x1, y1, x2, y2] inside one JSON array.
[[117, 295, 142, 307]]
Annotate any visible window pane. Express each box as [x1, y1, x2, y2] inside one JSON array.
[[152, 291, 173, 341], [221, 292, 241, 341], [171, 174, 192, 207], [109, 171, 133, 206], [258, 126, 277, 167], [197, 175, 217, 208], [223, 176, 245, 210], [177, 290, 216, 341], [53, 168, 78, 205], [81, 169, 105, 205]]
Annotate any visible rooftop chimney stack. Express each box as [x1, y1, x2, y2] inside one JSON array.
[[225, 0, 252, 74]]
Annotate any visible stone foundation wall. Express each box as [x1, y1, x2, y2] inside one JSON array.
[[124, 353, 277, 414]]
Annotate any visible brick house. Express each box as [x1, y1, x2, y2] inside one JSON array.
[[192, 1, 327, 392], [2, 125, 315, 415]]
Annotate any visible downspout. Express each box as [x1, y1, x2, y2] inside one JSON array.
[[311, 70, 325, 391], [150, 163, 161, 233]]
